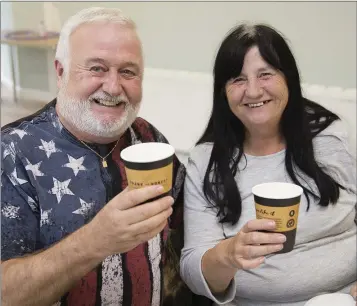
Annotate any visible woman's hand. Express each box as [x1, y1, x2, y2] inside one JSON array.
[[223, 219, 287, 270], [350, 282, 357, 300]]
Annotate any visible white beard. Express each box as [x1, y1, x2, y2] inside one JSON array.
[[56, 87, 140, 139]]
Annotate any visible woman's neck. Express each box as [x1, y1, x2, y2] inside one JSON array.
[[244, 129, 285, 156]]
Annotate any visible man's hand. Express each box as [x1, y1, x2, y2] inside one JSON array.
[[1, 185, 173, 306], [87, 185, 173, 259]]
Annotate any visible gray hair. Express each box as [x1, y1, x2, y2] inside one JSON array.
[[237, 22, 257, 39], [55, 7, 136, 73]]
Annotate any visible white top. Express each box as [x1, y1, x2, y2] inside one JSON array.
[[180, 120, 356, 306]]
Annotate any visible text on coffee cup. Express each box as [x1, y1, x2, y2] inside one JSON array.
[[125, 163, 173, 193], [255, 202, 300, 232], [129, 179, 168, 187]]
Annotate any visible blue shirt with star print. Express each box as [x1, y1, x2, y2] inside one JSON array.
[[0, 99, 193, 306]]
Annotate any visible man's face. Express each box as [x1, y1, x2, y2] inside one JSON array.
[[56, 22, 144, 141]]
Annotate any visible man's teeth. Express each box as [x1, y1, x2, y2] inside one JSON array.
[[247, 100, 269, 108], [97, 100, 121, 107]]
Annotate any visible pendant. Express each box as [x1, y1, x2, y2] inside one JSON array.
[[102, 159, 108, 167]]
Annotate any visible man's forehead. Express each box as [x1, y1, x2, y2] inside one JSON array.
[[69, 22, 143, 64], [70, 22, 140, 48], [71, 21, 134, 35]]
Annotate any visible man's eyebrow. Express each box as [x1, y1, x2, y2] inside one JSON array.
[[84, 58, 140, 70], [122, 61, 140, 70], [84, 57, 108, 65]]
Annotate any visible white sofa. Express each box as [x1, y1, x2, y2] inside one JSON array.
[[138, 68, 356, 163]]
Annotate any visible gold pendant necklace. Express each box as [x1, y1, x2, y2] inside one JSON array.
[[79, 139, 120, 168]]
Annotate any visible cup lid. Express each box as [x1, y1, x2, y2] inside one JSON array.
[[252, 182, 303, 199], [120, 142, 175, 163]]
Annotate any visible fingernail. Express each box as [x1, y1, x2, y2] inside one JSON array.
[[279, 235, 287, 242], [260, 257, 265, 263], [277, 245, 284, 250], [156, 185, 164, 192], [268, 221, 276, 227], [168, 197, 174, 205]]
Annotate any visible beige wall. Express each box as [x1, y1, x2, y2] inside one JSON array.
[[2, 1, 356, 95]]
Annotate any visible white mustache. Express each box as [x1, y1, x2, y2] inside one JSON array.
[[89, 92, 129, 104]]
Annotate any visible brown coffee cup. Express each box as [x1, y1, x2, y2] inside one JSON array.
[[120, 142, 175, 200], [252, 182, 303, 254]]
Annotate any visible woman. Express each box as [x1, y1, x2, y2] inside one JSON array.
[[180, 23, 356, 306]]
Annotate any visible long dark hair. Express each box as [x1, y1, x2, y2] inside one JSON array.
[[198, 23, 344, 225]]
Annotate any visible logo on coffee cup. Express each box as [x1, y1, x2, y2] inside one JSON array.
[[287, 219, 295, 228]]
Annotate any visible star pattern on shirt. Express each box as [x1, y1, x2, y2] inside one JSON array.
[[73, 198, 95, 217], [49, 178, 74, 203], [2, 142, 17, 163], [38, 139, 61, 158], [40, 208, 52, 226], [10, 128, 28, 139], [63, 155, 86, 176], [25, 159, 44, 178], [2, 146, 10, 159], [9, 168, 28, 186], [52, 116, 63, 132], [27, 196, 39, 213], [2, 203, 20, 219]]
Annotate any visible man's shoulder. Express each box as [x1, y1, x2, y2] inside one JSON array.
[[1, 100, 59, 164], [132, 117, 158, 133], [1, 100, 57, 141], [131, 117, 169, 144]]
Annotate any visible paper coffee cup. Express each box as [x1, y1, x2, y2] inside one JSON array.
[[120, 142, 175, 198], [252, 182, 303, 254]]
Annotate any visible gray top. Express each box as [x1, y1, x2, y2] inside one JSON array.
[[180, 120, 356, 306]]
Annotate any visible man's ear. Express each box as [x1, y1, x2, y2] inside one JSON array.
[[55, 60, 65, 87]]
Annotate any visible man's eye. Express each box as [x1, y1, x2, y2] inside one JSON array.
[[121, 69, 136, 77], [90, 66, 105, 73]]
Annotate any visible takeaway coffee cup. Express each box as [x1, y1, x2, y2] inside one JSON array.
[[120, 142, 175, 199], [252, 182, 303, 254]]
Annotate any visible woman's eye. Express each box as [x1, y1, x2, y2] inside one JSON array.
[[259, 72, 272, 78], [233, 77, 245, 83]]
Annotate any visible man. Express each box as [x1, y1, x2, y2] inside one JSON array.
[[1, 7, 202, 306]]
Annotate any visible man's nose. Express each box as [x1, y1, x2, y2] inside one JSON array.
[[245, 79, 263, 99], [102, 71, 123, 97]]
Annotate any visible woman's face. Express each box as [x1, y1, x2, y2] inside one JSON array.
[[225, 46, 289, 133]]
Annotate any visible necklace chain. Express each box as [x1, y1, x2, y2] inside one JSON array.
[[80, 139, 120, 167]]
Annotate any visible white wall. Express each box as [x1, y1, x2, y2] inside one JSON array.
[[138, 69, 356, 158], [2, 1, 356, 93], [56, 1, 356, 88], [1, 2, 14, 82]]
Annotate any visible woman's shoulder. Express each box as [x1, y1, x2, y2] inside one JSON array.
[[313, 119, 355, 159], [187, 142, 214, 169], [190, 142, 213, 156], [314, 119, 349, 140]]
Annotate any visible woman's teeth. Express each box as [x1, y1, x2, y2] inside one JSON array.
[[247, 100, 270, 108]]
